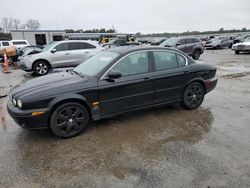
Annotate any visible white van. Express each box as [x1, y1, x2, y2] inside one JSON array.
[[11, 40, 29, 50]]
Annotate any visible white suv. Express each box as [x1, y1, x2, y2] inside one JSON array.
[[11, 40, 29, 50], [19, 40, 104, 76]]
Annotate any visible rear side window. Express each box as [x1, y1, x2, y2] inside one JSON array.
[[153, 51, 178, 71], [69, 42, 96, 50], [2, 42, 10, 46], [55, 43, 69, 51], [178, 39, 186, 45], [177, 54, 186, 67], [12, 41, 27, 45], [186, 38, 201, 44]]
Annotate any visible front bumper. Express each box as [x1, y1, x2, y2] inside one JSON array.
[[7, 100, 49, 129], [205, 76, 218, 93], [18, 59, 32, 71]]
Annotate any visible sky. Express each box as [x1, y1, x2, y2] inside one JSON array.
[[1, 0, 250, 34]]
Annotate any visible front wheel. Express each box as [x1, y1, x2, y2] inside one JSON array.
[[192, 50, 201, 60], [182, 82, 205, 109], [50, 102, 90, 138], [33, 61, 50, 76]]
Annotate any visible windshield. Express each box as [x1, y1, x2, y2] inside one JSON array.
[[161, 38, 179, 46], [245, 37, 250, 42], [73, 51, 120, 76], [42, 42, 56, 52]]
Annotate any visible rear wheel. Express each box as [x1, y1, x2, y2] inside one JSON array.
[[182, 82, 205, 109], [235, 50, 240, 54], [192, 50, 201, 60], [50, 102, 89, 138], [33, 61, 50, 76]]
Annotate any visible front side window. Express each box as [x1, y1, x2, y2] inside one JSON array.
[[111, 52, 149, 77], [153, 51, 178, 71], [55, 43, 69, 51]]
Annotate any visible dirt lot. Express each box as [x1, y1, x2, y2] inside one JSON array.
[[0, 49, 250, 188]]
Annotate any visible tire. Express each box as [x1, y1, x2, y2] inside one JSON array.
[[33, 61, 50, 76], [235, 50, 239, 54], [215, 45, 220, 49], [192, 50, 201, 60], [228, 44, 233, 49], [8, 57, 13, 65], [50, 102, 90, 138], [182, 82, 205, 110]]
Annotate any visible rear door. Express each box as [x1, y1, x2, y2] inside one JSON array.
[[69, 42, 98, 66], [152, 50, 192, 104], [98, 51, 154, 116]]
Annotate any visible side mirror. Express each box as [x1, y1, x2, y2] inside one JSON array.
[[51, 48, 56, 53], [107, 70, 122, 79]]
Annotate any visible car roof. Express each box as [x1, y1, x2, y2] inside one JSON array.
[[58, 39, 99, 44], [107, 46, 187, 56]]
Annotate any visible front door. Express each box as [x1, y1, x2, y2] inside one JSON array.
[[98, 51, 154, 116], [50, 42, 73, 67]]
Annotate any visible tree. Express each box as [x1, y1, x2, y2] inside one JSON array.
[[13, 19, 21, 30], [219, 27, 224, 32], [26, 19, 40, 30], [242, 27, 247, 32], [2, 17, 13, 33], [19, 24, 26, 30]]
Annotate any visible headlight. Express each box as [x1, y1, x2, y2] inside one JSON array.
[[17, 100, 22, 108], [12, 98, 17, 106]]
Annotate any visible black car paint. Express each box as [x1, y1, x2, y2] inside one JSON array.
[[7, 47, 217, 129]]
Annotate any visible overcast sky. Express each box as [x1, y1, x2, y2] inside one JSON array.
[[1, 0, 250, 33]]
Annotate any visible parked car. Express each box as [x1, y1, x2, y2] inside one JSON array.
[[103, 38, 139, 49], [11, 40, 29, 50], [17, 45, 43, 57], [231, 37, 250, 54], [19, 40, 104, 76], [233, 35, 250, 44], [0, 40, 12, 48], [151, 38, 167, 46], [7, 46, 218, 138], [205, 36, 233, 49], [160, 37, 204, 60]]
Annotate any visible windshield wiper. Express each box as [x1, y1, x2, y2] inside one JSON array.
[[71, 69, 84, 77]]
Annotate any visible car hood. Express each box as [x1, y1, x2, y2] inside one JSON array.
[[11, 71, 93, 101]]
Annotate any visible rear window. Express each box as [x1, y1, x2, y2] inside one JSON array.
[[12, 41, 27, 45]]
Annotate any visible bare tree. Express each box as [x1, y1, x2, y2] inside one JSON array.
[[2, 17, 14, 33], [26, 19, 40, 30], [13, 19, 21, 30], [19, 24, 26, 30]]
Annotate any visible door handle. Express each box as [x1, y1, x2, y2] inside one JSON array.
[[65, 53, 70, 55], [184, 71, 190, 74], [143, 77, 150, 80]]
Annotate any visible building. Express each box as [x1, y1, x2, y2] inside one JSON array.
[[11, 30, 66, 46]]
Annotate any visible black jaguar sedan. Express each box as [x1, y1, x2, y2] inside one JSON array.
[[7, 46, 217, 138]]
